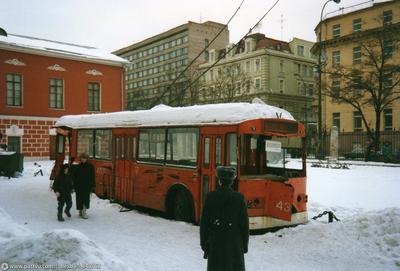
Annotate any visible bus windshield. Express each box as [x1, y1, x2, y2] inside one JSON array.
[[240, 134, 304, 179]]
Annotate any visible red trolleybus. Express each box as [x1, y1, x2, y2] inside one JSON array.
[[53, 102, 308, 229]]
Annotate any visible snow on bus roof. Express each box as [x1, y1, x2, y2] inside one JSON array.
[[54, 101, 295, 129]]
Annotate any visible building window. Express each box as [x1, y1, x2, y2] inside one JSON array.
[[308, 66, 314, 77], [353, 111, 362, 132], [383, 39, 393, 58], [308, 83, 314, 96], [353, 77, 362, 96], [246, 41, 251, 53], [255, 78, 261, 92], [332, 50, 340, 66], [279, 60, 284, 72], [353, 46, 362, 64], [384, 109, 392, 131], [279, 79, 284, 93], [297, 81, 304, 95], [236, 64, 241, 75], [332, 24, 341, 38], [204, 39, 209, 61], [384, 75, 392, 93], [353, 18, 362, 32], [49, 78, 63, 109], [332, 80, 340, 98], [6, 74, 22, 106], [297, 45, 304, 56], [302, 65, 307, 77], [255, 59, 260, 71], [245, 61, 250, 73], [246, 80, 250, 93], [236, 82, 241, 95], [209, 51, 214, 62], [383, 10, 392, 25], [88, 83, 100, 112], [332, 113, 340, 131]]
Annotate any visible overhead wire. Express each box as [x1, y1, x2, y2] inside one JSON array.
[[167, 0, 281, 105], [150, 0, 245, 107]]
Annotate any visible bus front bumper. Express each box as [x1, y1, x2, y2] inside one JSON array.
[[249, 211, 308, 230]]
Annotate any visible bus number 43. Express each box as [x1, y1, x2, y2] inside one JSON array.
[[275, 201, 291, 213]]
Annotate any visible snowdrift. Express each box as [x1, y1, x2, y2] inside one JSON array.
[[0, 208, 130, 271], [250, 207, 400, 271]]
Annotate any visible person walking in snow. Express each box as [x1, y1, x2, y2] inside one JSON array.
[[74, 152, 95, 219], [200, 166, 249, 271], [53, 164, 74, 222]]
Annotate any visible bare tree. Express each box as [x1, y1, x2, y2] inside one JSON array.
[[201, 65, 253, 104], [323, 21, 400, 159]]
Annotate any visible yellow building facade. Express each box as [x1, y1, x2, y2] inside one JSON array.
[[315, 0, 400, 133]]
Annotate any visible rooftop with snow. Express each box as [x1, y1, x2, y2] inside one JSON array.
[[55, 101, 295, 129], [0, 31, 129, 66]]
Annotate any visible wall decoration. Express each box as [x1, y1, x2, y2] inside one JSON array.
[[47, 64, 66, 71], [86, 69, 103, 76], [4, 58, 26, 66]]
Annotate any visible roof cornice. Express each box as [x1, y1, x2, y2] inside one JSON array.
[[0, 43, 127, 67]]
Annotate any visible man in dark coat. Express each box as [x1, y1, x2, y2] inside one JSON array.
[[53, 164, 74, 222], [200, 166, 249, 271], [74, 153, 95, 219]]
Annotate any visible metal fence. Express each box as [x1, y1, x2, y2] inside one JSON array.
[[308, 131, 400, 163]]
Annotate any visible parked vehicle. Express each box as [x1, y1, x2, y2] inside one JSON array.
[[52, 103, 308, 230]]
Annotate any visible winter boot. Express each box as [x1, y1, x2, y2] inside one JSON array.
[[65, 208, 71, 218], [79, 210, 83, 218], [57, 213, 64, 222], [81, 206, 88, 219]]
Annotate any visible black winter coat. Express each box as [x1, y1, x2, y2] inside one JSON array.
[[53, 174, 74, 196], [74, 162, 95, 193], [200, 186, 249, 271]]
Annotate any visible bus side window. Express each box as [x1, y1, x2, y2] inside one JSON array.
[[215, 137, 221, 166], [121, 137, 125, 160], [126, 137, 131, 161], [115, 137, 120, 160], [132, 137, 136, 160], [226, 133, 237, 167], [204, 137, 210, 168]]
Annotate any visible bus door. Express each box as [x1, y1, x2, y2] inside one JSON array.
[[200, 134, 223, 211], [126, 135, 137, 204], [50, 129, 68, 181], [113, 131, 136, 204]]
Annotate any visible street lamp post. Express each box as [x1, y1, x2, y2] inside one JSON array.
[[295, 73, 311, 154], [317, 0, 341, 159]]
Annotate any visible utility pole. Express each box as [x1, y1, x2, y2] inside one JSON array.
[[317, 0, 341, 158]]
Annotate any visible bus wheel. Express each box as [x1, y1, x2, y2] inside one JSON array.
[[173, 189, 193, 223]]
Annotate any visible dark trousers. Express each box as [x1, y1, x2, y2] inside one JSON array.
[[57, 194, 72, 214], [75, 190, 90, 210]]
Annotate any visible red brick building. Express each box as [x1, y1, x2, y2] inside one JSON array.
[[0, 30, 129, 159]]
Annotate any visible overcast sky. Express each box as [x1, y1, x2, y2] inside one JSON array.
[[1, 0, 371, 52]]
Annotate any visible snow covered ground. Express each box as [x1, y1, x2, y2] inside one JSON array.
[[0, 161, 399, 271]]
